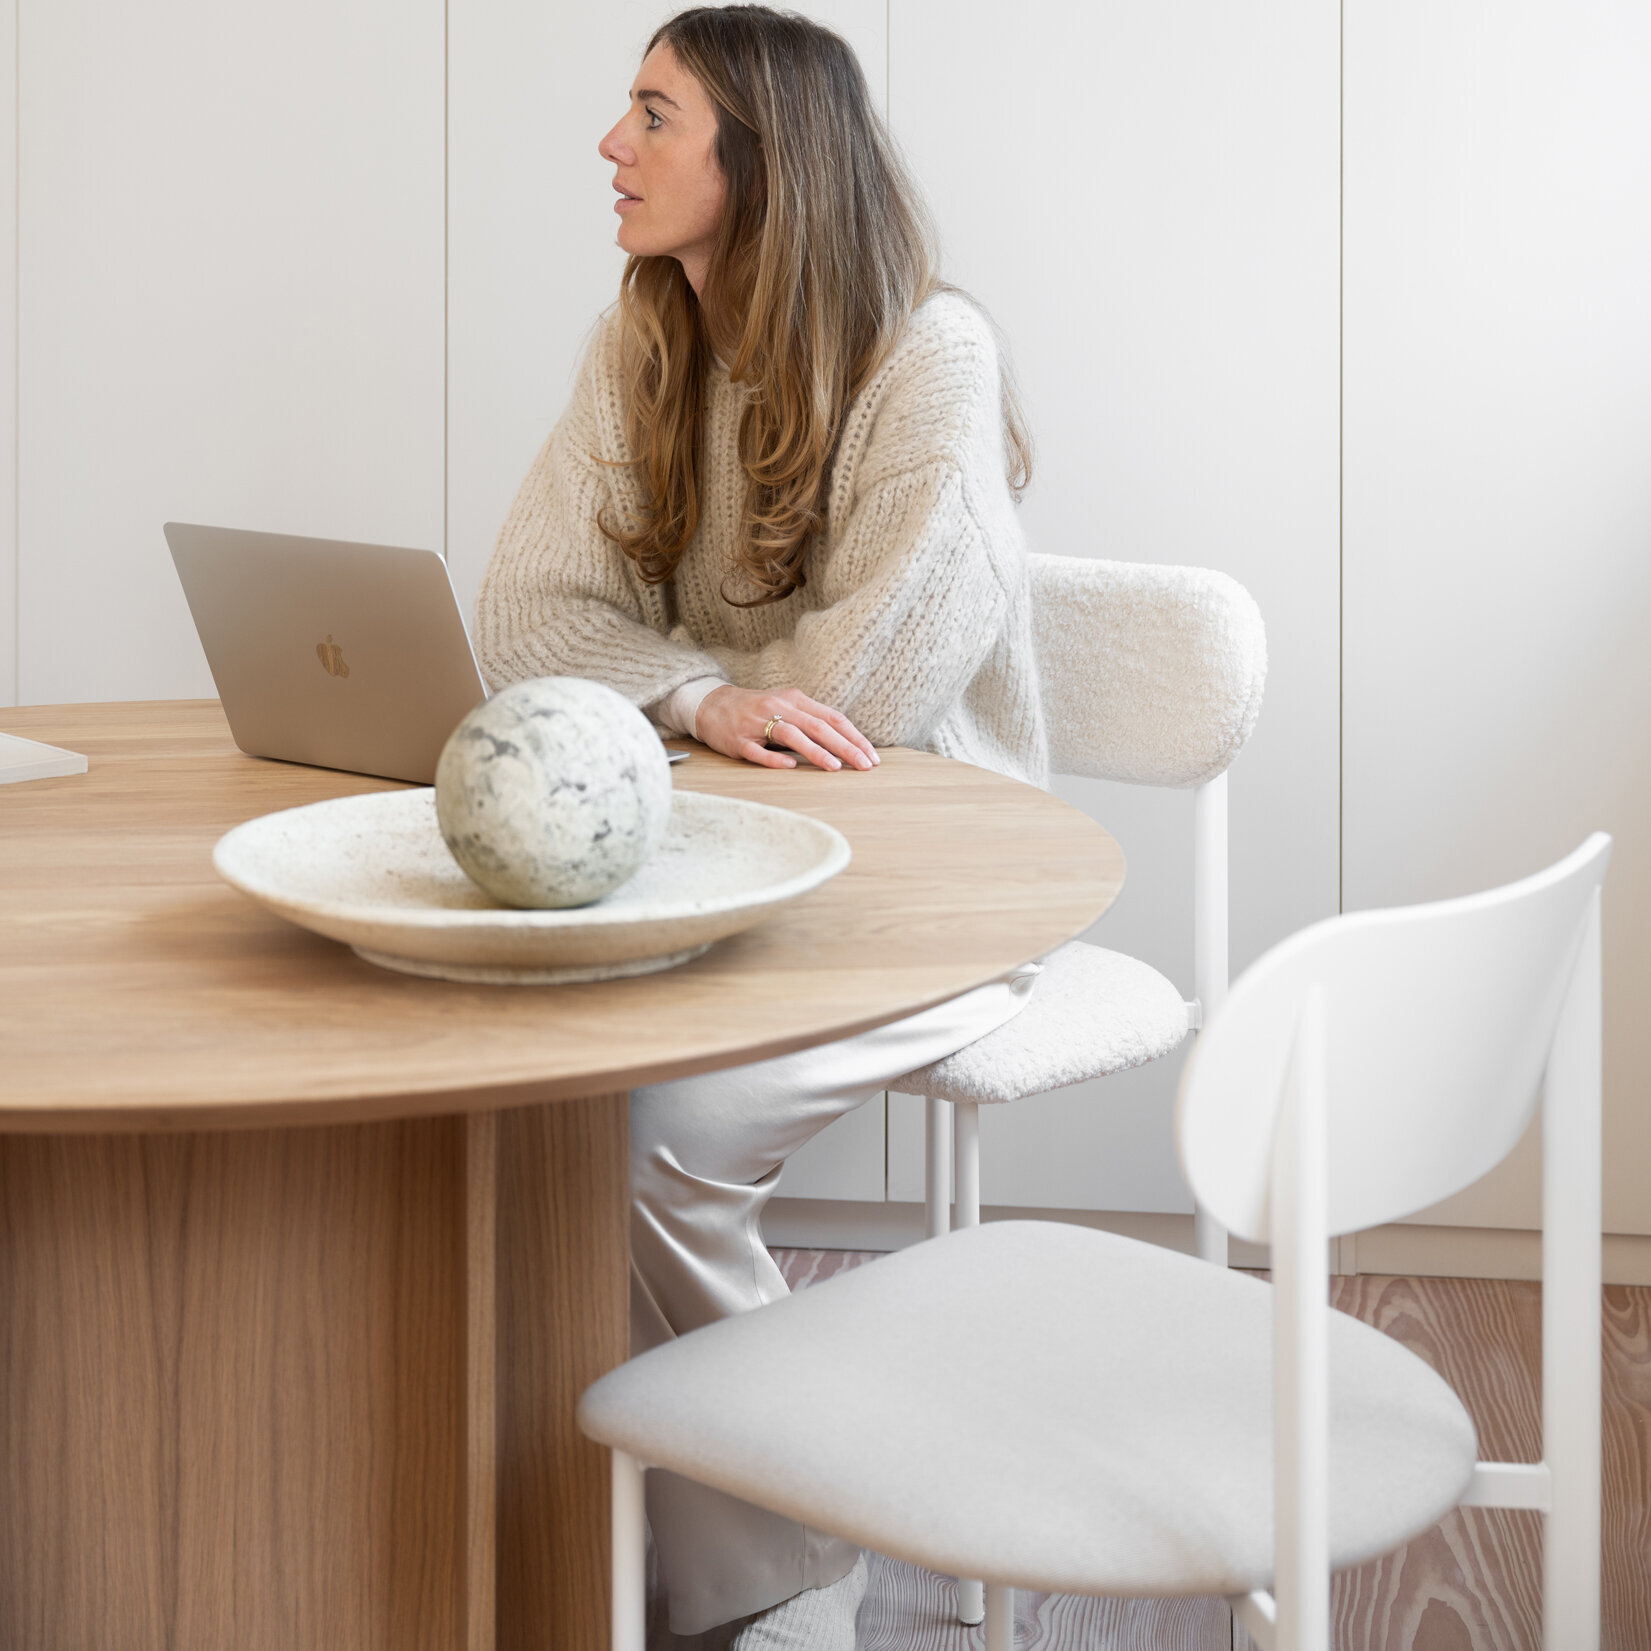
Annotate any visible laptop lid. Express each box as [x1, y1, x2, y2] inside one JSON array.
[[165, 522, 489, 785]]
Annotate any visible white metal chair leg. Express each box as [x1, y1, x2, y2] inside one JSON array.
[[611, 1450, 647, 1651], [1193, 1203, 1228, 1266], [1193, 774, 1231, 1270], [954, 1101, 980, 1230], [983, 1582, 1015, 1651], [1272, 988, 1330, 1651], [1230, 1589, 1278, 1649], [949, 1100, 986, 1625], [924, 1096, 952, 1239], [1542, 888, 1603, 1651]]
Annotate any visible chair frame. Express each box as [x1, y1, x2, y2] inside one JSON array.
[[600, 852, 1604, 1651], [992, 880, 1603, 1651]]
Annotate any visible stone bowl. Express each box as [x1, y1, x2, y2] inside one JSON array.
[[213, 788, 852, 984]]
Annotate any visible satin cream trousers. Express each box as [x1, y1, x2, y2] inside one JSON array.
[[629, 964, 1041, 1636]]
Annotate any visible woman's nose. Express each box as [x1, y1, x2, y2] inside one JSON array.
[[599, 120, 634, 166]]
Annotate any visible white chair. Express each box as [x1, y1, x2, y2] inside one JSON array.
[[896, 550, 1268, 1263], [582, 833, 1609, 1651]]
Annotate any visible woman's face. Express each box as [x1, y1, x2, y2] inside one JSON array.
[[599, 44, 727, 292]]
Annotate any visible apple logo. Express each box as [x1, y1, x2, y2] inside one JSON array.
[[316, 635, 350, 678]]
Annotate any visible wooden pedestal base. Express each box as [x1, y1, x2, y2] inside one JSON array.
[[0, 1093, 628, 1651]]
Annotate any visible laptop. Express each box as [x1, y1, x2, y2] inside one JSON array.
[[166, 523, 491, 785]]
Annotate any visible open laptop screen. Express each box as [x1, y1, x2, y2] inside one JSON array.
[[166, 522, 489, 785]]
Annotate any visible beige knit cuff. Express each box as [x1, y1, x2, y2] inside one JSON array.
[[648, 675, 728, 739]]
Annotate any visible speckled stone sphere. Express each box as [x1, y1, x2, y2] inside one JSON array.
[[434, 677, 672, 909]]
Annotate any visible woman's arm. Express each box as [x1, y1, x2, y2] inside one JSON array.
[[474, 327, 882, 771], [701, 459, 1012, 750], [694, 683, 880, 770], [474, 365, 875, 771], [703, 296, 1021, 753]]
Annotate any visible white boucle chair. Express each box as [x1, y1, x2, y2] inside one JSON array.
[[898, 551, 1267, 1269], [582, 833, 1609, 1651]]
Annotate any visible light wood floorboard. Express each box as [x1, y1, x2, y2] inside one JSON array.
[[749, 1248, 1651, 1651]]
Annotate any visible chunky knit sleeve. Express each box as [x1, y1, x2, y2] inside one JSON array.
[[695, 294, 1027, 751], [473, 325, 722, 708], [701, 459, 1010, 748]]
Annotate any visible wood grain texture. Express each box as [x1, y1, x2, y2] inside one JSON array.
[[0, 1100, 627, 1651], [0, 701, 1123, 1131], [854, 1552, 1231, 1651], [1601, 1284, 1651, 1650], [1319, 1276, 1542, 1651], [464, 1111, 499, 1651], [0, 1119, 468, 1651], [770, 1252, 1651, 1651], [496, 1092, 629, 1651]]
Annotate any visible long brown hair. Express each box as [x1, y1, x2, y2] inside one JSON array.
[[602, 4, 1032, 606]]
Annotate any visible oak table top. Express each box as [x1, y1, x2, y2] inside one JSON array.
[[0, 700, 1124, 1132]]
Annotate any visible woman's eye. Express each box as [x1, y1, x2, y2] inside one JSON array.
[[644, 106, 663, 130]]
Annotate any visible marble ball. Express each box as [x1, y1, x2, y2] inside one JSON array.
[[434, 677, 673, 909]]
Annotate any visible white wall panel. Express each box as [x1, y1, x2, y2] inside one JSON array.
[[1344, 0, 1651, 1233], [17, 0, 445, 705], [887, 0, 1341, 1211], [446, 0, 888, 627], [0, 0, 15, 708]]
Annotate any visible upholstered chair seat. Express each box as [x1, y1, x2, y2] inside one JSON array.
[[580, 1221, 1478, 1597], [900, 940, 1190, 1108]]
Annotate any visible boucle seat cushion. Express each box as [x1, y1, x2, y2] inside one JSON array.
[[580, 1221, 1478, 1599], [895, 940, 1189, 1105]]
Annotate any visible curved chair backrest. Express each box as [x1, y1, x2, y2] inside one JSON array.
[[1177, 833, 1611, 1242], [1029, 553, 1268, 788]]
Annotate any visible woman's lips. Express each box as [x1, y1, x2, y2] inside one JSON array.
[[614, 188, 642, 214]]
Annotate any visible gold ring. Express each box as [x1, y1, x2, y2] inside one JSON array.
[[762, 714, 787, 743]]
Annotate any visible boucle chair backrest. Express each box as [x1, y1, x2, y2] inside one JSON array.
[[1177, 833, 1610, 1244], [1030, 553, 1267, 788]]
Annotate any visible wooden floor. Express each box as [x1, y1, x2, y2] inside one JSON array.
[[732, 1247, 1651, 1651]]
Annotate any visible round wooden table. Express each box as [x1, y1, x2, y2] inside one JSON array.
[[0, 701, 1124, 1651]]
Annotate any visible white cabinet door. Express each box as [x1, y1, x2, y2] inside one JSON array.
[[16, 0, 446, 706], [886, 0, 1341, 1212], [1343, 0, 1651, 1235], [0, 0, 15, 707]]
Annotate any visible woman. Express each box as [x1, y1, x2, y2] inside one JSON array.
[[475, 7, 1046, 1645]]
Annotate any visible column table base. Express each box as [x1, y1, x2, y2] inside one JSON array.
[[0, 1092, 628, 1651]]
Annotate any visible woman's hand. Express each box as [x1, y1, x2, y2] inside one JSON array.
[[696, 686, 879, 772]]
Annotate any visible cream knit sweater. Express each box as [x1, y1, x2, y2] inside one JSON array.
[[474, 291, 1047, 787]]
